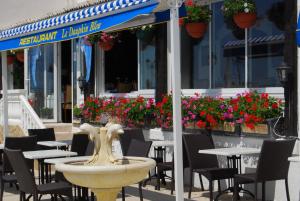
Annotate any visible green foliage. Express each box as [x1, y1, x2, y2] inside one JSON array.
[[184, 2, 212, 23], [222, 0, 256, 18]]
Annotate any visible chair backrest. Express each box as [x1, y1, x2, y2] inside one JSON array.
[[4, 148, 36, 193], [28, 128, 56, 141], [119, 128, 145, 155], [85, 140, 95, 156], [126, 139, 152, 157], [256, 139, 295, 182], [183, 131, 219, 169], [4, 136, 37, 172], [71, 134, 89, 156]]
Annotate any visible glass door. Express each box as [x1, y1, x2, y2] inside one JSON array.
[[28, 44, 56, 120]]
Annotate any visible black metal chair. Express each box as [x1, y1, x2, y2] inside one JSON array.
[[155, 141, 189, 194], [119, 128, 145, 156], [28, 128, 56, 150], [233, 139, 296, 201], [70, 134, 89, 156], [4, 148, 73, 201], [183, 132, 238, 201], [121, 139, 152, 201], [0, 136, 37, 201]]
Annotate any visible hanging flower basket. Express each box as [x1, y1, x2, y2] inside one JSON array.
[[99, 41, 114, 51], [233, 12, 257, 29], [16, 52, 24, 62], [185, 22, 207, 39]]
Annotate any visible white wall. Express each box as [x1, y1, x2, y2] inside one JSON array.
[[0, 0, 94, 29]]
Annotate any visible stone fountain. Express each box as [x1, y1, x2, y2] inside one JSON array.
[[55, 121, 156, 201]]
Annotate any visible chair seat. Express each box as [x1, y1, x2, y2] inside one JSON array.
[[234, 173, 257, 184], [2, 174, 17, 183], [37, 181, 72, 195], [196, 167, 238, 180], [157, 162, 173, 172]]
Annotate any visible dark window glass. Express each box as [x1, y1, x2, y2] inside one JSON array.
[[181, 25, 210, 89], [212, 2, 245, 88], [247, 0, 284, 87]]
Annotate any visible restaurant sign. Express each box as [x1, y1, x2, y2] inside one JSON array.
[[0, 3, 157, 51]]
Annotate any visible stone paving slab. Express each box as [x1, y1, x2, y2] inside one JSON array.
[[3, 183, 253, 201]]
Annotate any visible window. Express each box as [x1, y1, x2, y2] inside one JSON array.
[[212, 2, 245, 88], [247, 0, 284, 87], [181, 26, 210, 89], [104, 31, 138, 93], [181, 0, 284, 89], [28, 44, 55, 120], [139, 38, 156, 90]]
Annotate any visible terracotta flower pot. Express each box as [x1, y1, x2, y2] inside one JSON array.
[[185, 22, 207, 39], [99, 41, 114, 51], [233, 12, 257, 29], [16, 52, 24, 62]]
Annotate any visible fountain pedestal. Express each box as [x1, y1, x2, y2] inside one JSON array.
[[55, 123, 156, 201]]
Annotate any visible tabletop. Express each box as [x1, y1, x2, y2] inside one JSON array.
[[23, 149, 77, 160], [37, 141, 68, 148], [288, 156, 300, 162], [198, 147, 261, 157], [151, 140, 174, 147], [45, 156, 91, 164]]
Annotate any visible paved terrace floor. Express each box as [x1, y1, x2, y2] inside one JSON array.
[[3, 181, 252, 201]]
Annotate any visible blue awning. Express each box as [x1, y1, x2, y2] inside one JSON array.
[[0, 0, 160, 51]]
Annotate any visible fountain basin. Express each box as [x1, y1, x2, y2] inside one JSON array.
[[55, 156, 156, 201]]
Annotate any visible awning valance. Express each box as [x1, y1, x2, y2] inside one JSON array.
[[0, 0, 160, 51]]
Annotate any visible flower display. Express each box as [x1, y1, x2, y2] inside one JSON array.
[[76, 91, 283, 130], [184, 0, 212, 24], [222, 0, 256, 18]]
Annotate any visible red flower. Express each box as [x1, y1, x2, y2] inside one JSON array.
[[162, 97, 168, 104], [200, 111, 206, 117], [185, 0, 193, 6], [196, 120, 206, 128], [272, 103, 278, 109]]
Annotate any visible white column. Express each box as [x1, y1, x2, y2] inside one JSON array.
[[24, 49, 29, 97], [1, 51, 9, 139], [297, 0, 300, 140], [169, 1, 184, 200]]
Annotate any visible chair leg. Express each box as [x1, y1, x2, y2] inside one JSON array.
[[209, 180, 213, 201], [233, 179, 239, 201], [217, 180, 221, 193], [262, 182, 266, 201], [0, 180, 3, 201], [199, 173, 205, 191], [171, 169, 174, 195], [188, 169, 193, 199], [285, 178, 290, 201], [138, 182, 143, 201], [156, 170, 161, 190], [122, 187, 125, 201], [254, 182, 258, 201], [33, 193, 38, 201]]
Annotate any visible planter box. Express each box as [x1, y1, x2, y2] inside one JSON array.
[[241, 123, 268, 135]]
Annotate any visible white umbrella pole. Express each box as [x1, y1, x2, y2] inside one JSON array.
[[169, 1, 184, 200], [1, 51, 8, 140]]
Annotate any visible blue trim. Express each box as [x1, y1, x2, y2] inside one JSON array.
[[155, 5, 186, 23], [0, 1, 158, 51]]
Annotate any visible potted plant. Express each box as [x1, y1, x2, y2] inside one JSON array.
[[132, 24, 156, 44], [184, 0, 212, 39], [223, 0, 257, 29], [98, 32, 119, 51]]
